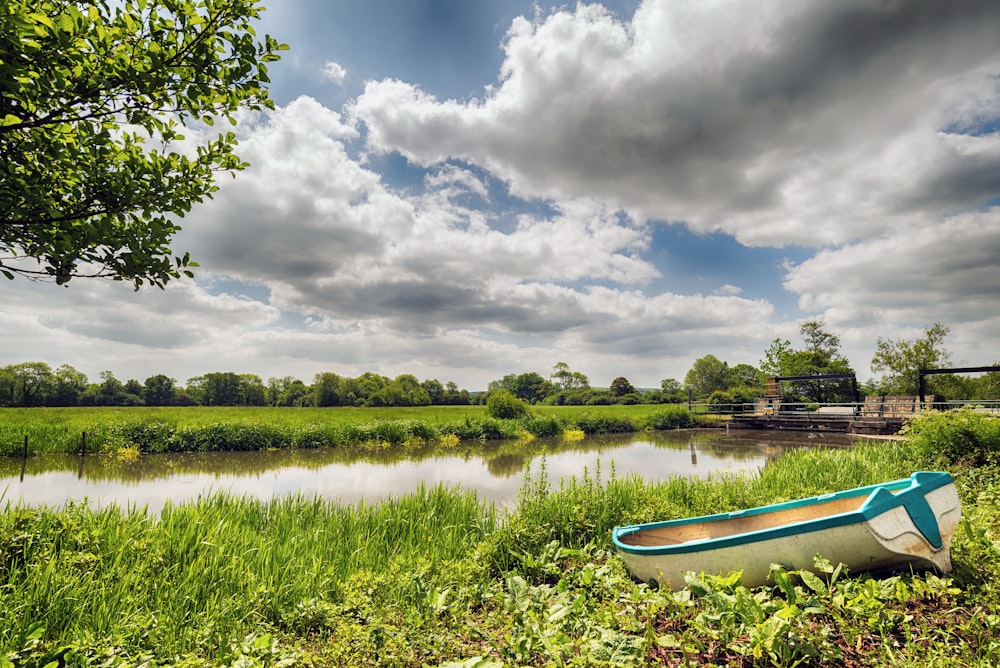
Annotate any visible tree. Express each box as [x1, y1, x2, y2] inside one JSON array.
[[3, 362, 55, 406], [278, 379, 312, 407], [266, 376, 299, 406], [489, 372, 551, 403], [487, 374, 518, 394], [369, 374, 431, 407], [610, 376, 636, 397], [238, 374, 266, 406], [871, 323, 951, 395], [760, 338, 794, 378], [442, 381, 471, 405], [684, 355, 730, 399], [0, 1, 286, 286], [800, 321, 841, 360], [650, 378, 683, 404], [759, 321, 854, 402], [96, 370, 132, 405], [144, 374, 177, 406], [267, 376, 311, 407], [551, 362, 589, 391], [421, 379, 445, 404], [979, 367, 1000, 400], [52, 364, 88, 406], [190, 372, 240, 406], [728, 364, 763, 390], [512, 372, 551, 404], [660, 378, 681, 393], [344, 372, 390, 406], [123, 378, 145, 404], [10, 362, 52, 406]]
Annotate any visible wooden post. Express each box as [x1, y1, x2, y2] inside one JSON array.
[[77, 431, 87, 479], [19, 435, 28, 482]]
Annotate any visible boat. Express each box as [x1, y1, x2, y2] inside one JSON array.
[[612, 471, 961, 589]]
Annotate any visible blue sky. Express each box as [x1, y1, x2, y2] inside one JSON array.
[[2, 0, 999, 390]]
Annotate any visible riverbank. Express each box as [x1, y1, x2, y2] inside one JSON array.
[[0, 405, 702, 456], [1, 409, 998, 666]]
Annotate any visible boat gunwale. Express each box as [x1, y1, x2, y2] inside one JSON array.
[[612, 471, 954, 555]]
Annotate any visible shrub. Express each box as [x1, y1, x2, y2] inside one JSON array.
[[522, 415, 562, 438], [644, 406, 695, 430], [291, 425, 338, 448], [902, 407, 1000, 466], [707, 390, 733, 413], [439, 417, 517, 440], [486, 390, 529, 419], [573, 413, 636, 434], [106, 420, 176, 453]]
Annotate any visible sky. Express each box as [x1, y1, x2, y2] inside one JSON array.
[[3, 0, 1000, 391]]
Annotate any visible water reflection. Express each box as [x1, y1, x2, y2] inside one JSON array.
[[0, 429, 855, 512]]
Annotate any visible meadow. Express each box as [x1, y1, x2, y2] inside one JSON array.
[[0, 408, 998, 666], [0, 404, 701, 456]]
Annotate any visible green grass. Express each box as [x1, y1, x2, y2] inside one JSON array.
[[1, 410, 998, 666], [0, 404, 699, 455], [0, 485, 497, 661]]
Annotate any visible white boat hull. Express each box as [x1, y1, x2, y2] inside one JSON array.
[[613, 472, 961, 589]]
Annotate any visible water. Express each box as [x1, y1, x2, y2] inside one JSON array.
[[0, 429, 855, 512]]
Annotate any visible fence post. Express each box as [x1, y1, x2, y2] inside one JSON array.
[[19, 435, 28, 482]]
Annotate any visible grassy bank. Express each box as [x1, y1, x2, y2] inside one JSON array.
[[0, 405, 699, 456], [1, 409, 998, 666]]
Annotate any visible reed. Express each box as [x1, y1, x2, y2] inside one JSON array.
[[0, 485, 497, 657]]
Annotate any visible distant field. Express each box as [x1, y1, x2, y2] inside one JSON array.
[[0, 404, 697, 455]]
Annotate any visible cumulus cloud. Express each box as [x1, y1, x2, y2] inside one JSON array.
[[181, 97, 665, 332], [353, 0, 1000, 247], [0, 278, 281, 382], [322, 61, 348, 85], [785, 208, 1000, 325]]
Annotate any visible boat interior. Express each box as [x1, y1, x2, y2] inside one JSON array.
[[618, 492, 873, 546]]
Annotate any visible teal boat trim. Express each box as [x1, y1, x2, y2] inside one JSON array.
[[613, 471, 953, 555]]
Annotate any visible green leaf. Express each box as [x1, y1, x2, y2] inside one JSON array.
[[799, 569, 827, 595], [29, 12, 55, 29]]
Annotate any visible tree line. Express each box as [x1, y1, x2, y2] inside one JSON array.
[[0, 367, 476, 409], [1, 322, 997, 408]]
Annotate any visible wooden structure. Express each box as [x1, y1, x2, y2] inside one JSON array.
[[728, 365, 1000, 435], [733, 395, 935, 435]]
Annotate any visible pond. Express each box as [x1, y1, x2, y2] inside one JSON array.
[[0, 429, 857, 513]]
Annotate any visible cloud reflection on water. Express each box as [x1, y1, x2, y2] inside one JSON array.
[[1, 430, 854, 513]]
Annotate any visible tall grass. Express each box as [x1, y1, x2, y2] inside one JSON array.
[[0, 404, 693, 455], [0, 484, 496, 656]]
